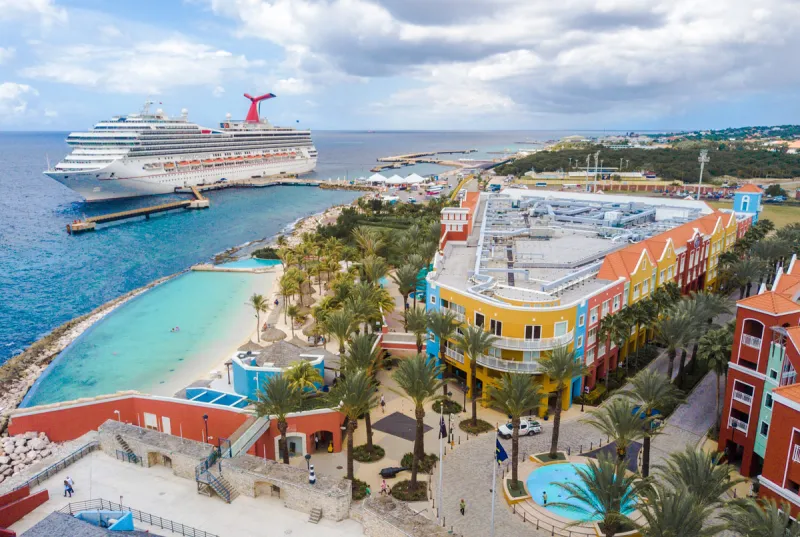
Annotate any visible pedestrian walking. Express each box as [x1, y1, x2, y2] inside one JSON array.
[[314, 434, 320, 451], [542, 491, 547, 505], [365, 485, 371, 498], [380, 480, 387, 495], [66, 476, 75, 492], [63, 480, 72, 498], [380, 394, 386, 414], [460, 499, 466, 515]]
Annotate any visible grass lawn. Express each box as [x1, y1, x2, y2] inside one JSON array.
[[706, 200, 800, 229]]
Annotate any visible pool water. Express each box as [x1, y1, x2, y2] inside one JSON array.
[[185, 387, 248, 408], [22, 270, 272, 407], [525, 463, 635, 521], [222, 258, 281, 269]]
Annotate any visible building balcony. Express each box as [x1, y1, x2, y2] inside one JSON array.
[[492, 330, 574, 351], [742, 334, 762, 349], [444, 347, 464, 364], [729, 417, 749, 433], [732, 390, 753, 405], [793, 444, 800, 464], [476, 355, 540, 374]]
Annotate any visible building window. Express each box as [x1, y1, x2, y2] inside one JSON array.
[[613, 295, 620, 311], [622, 283, 629, 307], [490, 319, 502, 336], [475, 312, 485, 328], [642, 280, 649, 295], [588, 327, 597, 346], [766, 394, 773, 408], [586, 348, 595, 365], [601, 300, 610, 317], [760, 421, 769, 437], [590, 307, 598, 324], [659, 270, 665, 284], [441, 299, 449, 309], [525, 325, 542, 340], [430, 295, 436, 305], [522, 351, 540, 361], [769, 369, 778, 380], [633, 284, 641, 299], [577, 336, 583, 348], [487, 347, 501, 358], [579, 314, 585, 327]]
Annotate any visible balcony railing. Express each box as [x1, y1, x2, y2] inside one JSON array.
[[492, 330, 574, 351], [477, 354, 540, 374], [444, 347, 464, 364], [729, 417, 748, 433], [793, 445, 800, 464], [742, 334, 762, 349], [733, 391, 753, 405]]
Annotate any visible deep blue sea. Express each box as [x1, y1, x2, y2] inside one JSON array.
[[0, 130, 611, 364]]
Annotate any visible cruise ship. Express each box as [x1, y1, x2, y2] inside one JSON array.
[[45, 93, 317, 201]]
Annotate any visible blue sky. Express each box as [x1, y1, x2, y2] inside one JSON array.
[[2, 0, 800, 131]]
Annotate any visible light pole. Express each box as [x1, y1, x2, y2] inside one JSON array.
[[203, 414, 209, 444], [697, 150, 710, 200], [304, 453, 312, 470]]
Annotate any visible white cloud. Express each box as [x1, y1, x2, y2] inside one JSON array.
[[0, 47, 14, 64], [0, 0, 67, 26], [212, 85, 226, 97], [0, 82, 38, 118], [209, 0, 800, 121], [44, 108, 57, 117], [21, 38, 262, 94], [273, 77, 312, 95]]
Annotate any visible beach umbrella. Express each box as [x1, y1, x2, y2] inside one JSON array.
[[261, 327, 287, 342], [238, 340, 265, 352]]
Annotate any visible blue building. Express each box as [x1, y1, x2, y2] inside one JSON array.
[[231, 341, 328, 400], [733, 184, 764, 224]]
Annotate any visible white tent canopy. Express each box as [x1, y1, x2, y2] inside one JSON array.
[[386, 175, 406, 184], [368, 173, 387, 183], [404, 173, 426, 184]]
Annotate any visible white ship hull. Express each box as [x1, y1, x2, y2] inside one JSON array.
[[46, 156, 317, 201]]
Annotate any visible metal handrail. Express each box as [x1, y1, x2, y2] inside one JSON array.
[[116, 450, 142, 465], [477, 355, 540, 373], [13, 441, 99, 492], [511, 502, 596, 537], [59, 498, 218, 537], [742, 334, 762, 349], [492, 330, 574, 351], [195, 448, 231, 503]]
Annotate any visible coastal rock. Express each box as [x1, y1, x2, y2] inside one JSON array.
[[23, 431, 36, 440], [2, 468, 12, 476], [14, 445, 30, 455], [0, 474, 4, 484], [38, 448, 50, 458], [25, 450, 38, 461], [29, 438, 47, 451], [0, 456, 9, 465], [9, 453, 21, 461]]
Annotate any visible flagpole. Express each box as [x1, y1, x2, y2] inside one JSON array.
[[490, 431, 498, 537], [437, 402, 444, 525]]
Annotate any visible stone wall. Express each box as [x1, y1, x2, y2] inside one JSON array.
[[351, 496, 456, 537], [221, 455, 351, 521], [98, 420, 212, 480]]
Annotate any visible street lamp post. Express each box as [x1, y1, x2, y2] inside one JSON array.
[[697, 149, 710, 200], [305, 453, 312, 470], [203, 414, 209, 444]]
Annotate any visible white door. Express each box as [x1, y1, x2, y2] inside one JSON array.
[[161, 417, 171, 435]]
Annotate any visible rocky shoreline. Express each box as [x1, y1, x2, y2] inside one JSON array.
[[0, 274, 177, 435]]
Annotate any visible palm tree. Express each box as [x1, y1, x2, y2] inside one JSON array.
[[404, 307, 429, 352], [393, 354, 443, 492], [342, 332, 381, 453], [454, 325, 497, 426], [248, 293, 269, 342], [582, 398, 652, 462], [619, 369, 683, 477], [286, 304, 300, 338], [674, 297, 706, 386], [697, 326, 733, 427], [326, 370, 378, 481], [539, 346, 589, 457], [253, 375, 301, 464], [598, 311, 631, 387], [324, 308, 356, 355], [391, 264, 419, 310], [628, 300, 656, 366], [488, 373, 543, 484], [352, 226, 384, 257], [720, 498, 800, 537], [730, 258, 766, 298], [360, 254, 389, 285], [655, 446, 742, 507], [279, 274, 299, 323], [427, 309, 460, 397], [550, 454, 642, 537], [654, 310, 691, 380], [636, 484, 721, 537], [284, 359, 324, 392]]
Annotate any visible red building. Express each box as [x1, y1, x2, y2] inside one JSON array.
[[718, 256, 800, 514], [439, 192, 479, 247]]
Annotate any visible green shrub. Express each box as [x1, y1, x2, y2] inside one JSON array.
[[431, 399, 462, 414], [391, 480, 428, 501], [584, 385, 607, 405], [458, 418, 494, 435], [400, 452, 439, 474], [351, 478, 369, 500], [252, 247, 280, 260], [353, 444, 385, 463]]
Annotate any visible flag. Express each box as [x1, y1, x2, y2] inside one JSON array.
[[439, 416, 447, 439], [495, 438, 508, 464]]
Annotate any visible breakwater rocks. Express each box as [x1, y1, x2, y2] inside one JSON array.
[[0, 274, 176, 434], [319, 183, 377, 191], [0, 432, 57, 482]]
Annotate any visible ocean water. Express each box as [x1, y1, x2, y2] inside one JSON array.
[[22, 270, 272, 407], [0, 129, 619, 366]]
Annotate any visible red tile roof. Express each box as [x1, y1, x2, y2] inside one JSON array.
[[737, 291, 800, 315], [737, 184, 763, 194], [773, 383, 800, 404], [785, 327, 800, 355]]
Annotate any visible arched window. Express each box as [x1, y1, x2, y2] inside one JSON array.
[[740, 195, 750, 212]]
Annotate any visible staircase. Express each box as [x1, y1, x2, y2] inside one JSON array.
[[198, 468, 239, 503], [229, 416, 271, 457], [115, 435, 139, 463], [308, 508, 322, 524]]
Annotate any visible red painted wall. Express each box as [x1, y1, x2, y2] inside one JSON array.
[[0, 489, 48, 528], [0, 488, 29, 509], [761, 400, 800, 502], [250, 410, 345, 459]]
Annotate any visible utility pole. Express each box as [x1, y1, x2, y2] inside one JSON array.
[[593, 151, 600, 192], [620, 157, 623, 172], [697, 149, 710, 200], [585, 154, 591, 192]]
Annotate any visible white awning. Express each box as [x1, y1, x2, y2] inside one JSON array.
[[404, 173, 426, 184], [368, 173, 387, 183], [386, 175, 406, 184]]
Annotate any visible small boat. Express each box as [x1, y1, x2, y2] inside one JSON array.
[[191, 160, 201, 166], [235, 156, 244, 162], [164, 162, 176, 170], [178, 161, 190, 167], [202, 159, 214, 166]]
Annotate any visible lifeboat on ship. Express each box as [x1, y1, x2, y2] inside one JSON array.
[[202, 159, 214, 166], [235, 156, 244, 162], [178, 161, 190, 167], [191, 160, 201, 166], [164, 162, 176, 170]]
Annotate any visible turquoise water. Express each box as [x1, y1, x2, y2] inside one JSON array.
[[23, 270, 270, 407], [525, 463, 635, 521], [222, 258, 281, 269]]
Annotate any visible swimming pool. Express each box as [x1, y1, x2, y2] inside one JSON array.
[[22, 270, 273, 407], [186, 387, 249, 408], [222, 258, 281, 269], [525, 463, 635, 521]]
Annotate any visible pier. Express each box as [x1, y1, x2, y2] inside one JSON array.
[[370, 149, 476, 172], [66, 188, 209, 234]]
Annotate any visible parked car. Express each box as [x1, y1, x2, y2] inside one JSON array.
[[498, 419, 542, 439]]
